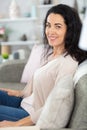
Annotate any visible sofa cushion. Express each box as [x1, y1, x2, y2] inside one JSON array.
[[37, 74, 74, 129], [73, 59, 87, 85], [21, 44, 44, 83], [0, 82, 25, 90], [69, 74, 87, 128], [0, 59, 26, 82]]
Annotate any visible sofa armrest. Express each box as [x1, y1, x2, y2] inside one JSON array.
[[0, 59, 27, 82]]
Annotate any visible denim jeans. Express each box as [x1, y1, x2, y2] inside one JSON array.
[[0, 90, 29, 121]]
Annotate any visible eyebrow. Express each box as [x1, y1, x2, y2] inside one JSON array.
[[55, 23, 62, 26], [46, 22, 63, 26]]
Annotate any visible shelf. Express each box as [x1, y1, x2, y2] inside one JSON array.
[[1, 40, 40, 45], [38, 4, 54, 8], [0, 17, 37, 23]]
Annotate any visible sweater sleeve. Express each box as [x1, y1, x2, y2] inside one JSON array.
[[54, 57, 78, 86], [21, 55, 78, 124], [22, 77, 33, 97], [31, 61, 77, 124], [30, 107, 44, 124]]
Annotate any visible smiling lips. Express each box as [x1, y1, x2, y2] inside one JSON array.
[[48, 35, 57, 42]]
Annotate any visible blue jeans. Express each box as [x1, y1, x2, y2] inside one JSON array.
[[0, 90, 29, 121]]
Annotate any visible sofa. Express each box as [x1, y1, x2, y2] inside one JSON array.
[[0, 51, 87, 129], [0, 45, 32, 90], [0, 59, 27, 90], [67, 74, 87, 128], [38, 64, 87, 129], [0, 74, 87, 130]]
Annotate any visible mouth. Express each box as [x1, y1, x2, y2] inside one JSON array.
[[48, 36, 57, 42]]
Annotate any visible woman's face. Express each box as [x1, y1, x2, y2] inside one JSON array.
[[45, 13, 67, 50]]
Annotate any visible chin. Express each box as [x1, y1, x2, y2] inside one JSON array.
[[49, 42, 57, 47], [49, 40, 54, 44]]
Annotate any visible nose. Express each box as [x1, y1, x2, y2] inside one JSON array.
[[48, 27, 56, 34]]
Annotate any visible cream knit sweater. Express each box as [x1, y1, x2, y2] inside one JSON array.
[[21, 54, 78, 123]]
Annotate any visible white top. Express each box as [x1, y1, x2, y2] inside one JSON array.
[[21, 54, 78, 123]]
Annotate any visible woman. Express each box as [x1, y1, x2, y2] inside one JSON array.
[[0, 4, 87, 127]]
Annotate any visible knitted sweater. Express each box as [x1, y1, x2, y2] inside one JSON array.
[[21, 54, 78, 123]]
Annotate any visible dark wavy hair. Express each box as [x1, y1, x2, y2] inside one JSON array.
[[43, 4, 87, 64]]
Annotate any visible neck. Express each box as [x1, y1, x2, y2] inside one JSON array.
[[48, 47, 66, 61], [52, 46, 66, 58]]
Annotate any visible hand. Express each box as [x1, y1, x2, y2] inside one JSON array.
[[0, 88, 21, 97], [0, 116, 34, 127], [0, 120, 17, 127]]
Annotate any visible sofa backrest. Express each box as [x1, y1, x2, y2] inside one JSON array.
[[68, 74, 87, 128]]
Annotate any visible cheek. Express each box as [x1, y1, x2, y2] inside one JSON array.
[[45, 29, 48, 36], [60, 31, 66, 39]]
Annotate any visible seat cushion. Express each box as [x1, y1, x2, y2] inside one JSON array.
[[0, 82, 25, 90], [37, 75, 74, 129], [69, 74, 87, 128]]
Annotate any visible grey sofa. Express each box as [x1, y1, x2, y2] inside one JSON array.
[[41, 74, 87, 130], [68, 74, 87, 128], [0, 59, 27, 90], [0, 59, 87, 129]]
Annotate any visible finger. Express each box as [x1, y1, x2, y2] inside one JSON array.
[[0, 88, 8, 92]]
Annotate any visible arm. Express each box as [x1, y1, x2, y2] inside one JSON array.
[[0, 88, 22, 97], [15, 116, 34, 126], [21, 77, 33, 97], [0, 116, 34, 127], [0, 76, 33, 97]]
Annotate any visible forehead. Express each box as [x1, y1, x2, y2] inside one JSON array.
[[47, 13, 65, 24]]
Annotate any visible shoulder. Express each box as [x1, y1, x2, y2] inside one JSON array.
[[58, 54, 78, 75], [60, 54, 78, 66]]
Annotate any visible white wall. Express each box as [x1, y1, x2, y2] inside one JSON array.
[[0, 0, 86, 42], [0, 0, 86, 18], [0, 0, 39, 18], [54, 0, 87, 13]]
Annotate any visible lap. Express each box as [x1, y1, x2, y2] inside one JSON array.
[[0, 90, 22, 107], [0, 105, 29, 121]]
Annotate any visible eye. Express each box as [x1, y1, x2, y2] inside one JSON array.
[[55, 25, 61, 29]]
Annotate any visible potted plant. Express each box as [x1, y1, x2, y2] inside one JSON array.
[[0, 26, 12, 60]]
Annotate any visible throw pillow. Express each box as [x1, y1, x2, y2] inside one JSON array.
[[36, 74, 74, 129], [21, 44, 44, 83]]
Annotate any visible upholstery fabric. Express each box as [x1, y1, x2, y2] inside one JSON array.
[[69, 74, 87, 128], [21, 44, 44, 83], [37, 75, 74, 129], [0, 59, 26, 82], [0, 82, 25, 90], [73, 59, 87, 86]]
